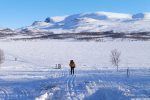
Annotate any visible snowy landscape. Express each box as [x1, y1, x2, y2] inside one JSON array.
[[1, 12, 150, 41], [0, 11, 150, 100]]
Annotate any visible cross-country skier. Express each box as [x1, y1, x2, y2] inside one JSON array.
[[69, 60, 76, 75]]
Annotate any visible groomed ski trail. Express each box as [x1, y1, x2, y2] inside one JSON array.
[[66, 75, 79, 100]]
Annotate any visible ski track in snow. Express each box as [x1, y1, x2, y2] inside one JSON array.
[[0, 41, 150, 100], [66, 75, 78, 100], [0, 69, 149, 100], [0, 87, 33, 100]]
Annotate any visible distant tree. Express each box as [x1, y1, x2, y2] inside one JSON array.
[[110, 49, 121, 71], [0, 49, 5, 68]]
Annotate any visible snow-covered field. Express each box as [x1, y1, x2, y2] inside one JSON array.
[[0, 40, 149, 100]]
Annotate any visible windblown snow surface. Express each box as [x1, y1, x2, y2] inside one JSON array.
[[0, 40, 149, 100]]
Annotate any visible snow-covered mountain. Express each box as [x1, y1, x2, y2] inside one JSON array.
[[18, 12, 150, 34], [0, 27, 16, 37], [1, 11, 150, 41]]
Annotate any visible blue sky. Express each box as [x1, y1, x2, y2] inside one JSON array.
[[0, 0, 150, 28]]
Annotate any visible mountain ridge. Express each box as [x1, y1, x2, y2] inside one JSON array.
[[17, 11, 150, 34], [1, 11, 150, 41]]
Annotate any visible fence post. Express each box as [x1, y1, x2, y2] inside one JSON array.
[[127, 67, 130, 78]]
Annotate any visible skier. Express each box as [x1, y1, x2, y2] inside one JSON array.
[[69, 60, 76, 75]]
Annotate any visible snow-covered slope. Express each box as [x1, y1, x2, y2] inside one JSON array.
[[132, 13, 150, 20], [0, 27, 16, 37], [18, 12, 150, 34], [0, 28, 14, 32]]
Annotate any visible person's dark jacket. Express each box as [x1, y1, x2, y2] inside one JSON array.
[[69, 62, 75, 68]]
